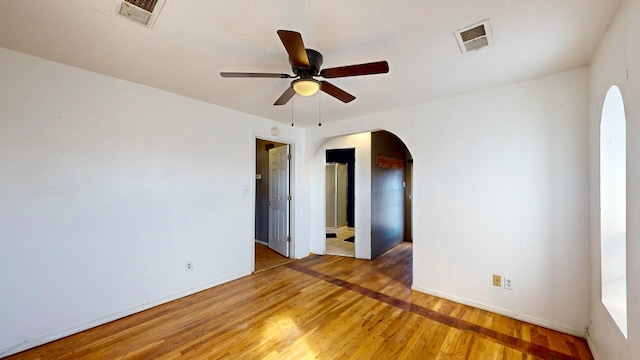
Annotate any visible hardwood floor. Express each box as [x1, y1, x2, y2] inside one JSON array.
[[6, 243, 592, 359], [254, 242, 293, 273]]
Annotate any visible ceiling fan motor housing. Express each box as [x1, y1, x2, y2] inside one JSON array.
[[291, 49, 323, 78]]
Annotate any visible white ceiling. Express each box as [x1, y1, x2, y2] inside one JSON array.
[[0, 0, 622, 127]]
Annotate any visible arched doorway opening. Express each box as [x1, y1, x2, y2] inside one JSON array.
[[310, 130, 413, 260]]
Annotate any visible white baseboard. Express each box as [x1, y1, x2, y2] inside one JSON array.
[[585, 332, 600, 360], [0, 271, 251, 358], [254, 239, 268, 246], [411, 285, 586, 338]]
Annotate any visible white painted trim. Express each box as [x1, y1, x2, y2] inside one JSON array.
[[254, 239, 268, 246], [585, 332, 601, 360], [0, 271, 251, 358], [411, 285, 586, 338]]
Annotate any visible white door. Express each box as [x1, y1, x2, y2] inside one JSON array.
[[268, 145, 290, 257]]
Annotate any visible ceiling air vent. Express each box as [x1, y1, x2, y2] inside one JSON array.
[[112, 0, 166, 28], [455, 20, 493, 54]]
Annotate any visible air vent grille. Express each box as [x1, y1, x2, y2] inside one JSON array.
[[112, 0, 166, 28], [124, 0, 158, 13], [455, 20, 493, 54], [460, 26, 486, 42]]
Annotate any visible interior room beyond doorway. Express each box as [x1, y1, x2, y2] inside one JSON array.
[[326, 148, 356, 257]]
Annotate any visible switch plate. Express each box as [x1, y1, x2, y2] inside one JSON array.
[[492, 274, 502, 287]]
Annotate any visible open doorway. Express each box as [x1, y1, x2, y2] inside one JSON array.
[[325, 149, 355, 257], [314, 131, 412, 260], [254, 138, 293, 272], [405, 157, 413, 243]]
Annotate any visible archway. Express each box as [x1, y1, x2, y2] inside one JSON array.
[[309, 130, 414, 260]]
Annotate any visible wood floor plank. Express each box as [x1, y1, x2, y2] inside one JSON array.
[[254, 242, 293, 273], [6, 243, 592, 360], [452, 330, 475, 359]]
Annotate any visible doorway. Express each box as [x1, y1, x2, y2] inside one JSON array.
[[404, 157, 413, 242], [325, 148, 355, 257], [315, 131, 413, 260], [254, 138, 292, 272]]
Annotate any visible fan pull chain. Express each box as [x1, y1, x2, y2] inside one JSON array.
[[318, 92, 322, 127], [291, 96, 294, 127]]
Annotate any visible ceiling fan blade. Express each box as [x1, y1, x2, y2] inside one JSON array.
[[220, 72, 292, 78], [320, 61, 389, 78], [277, 30, 310, 68], [320, 81, 356, 103], [274, 86, 296, 106]]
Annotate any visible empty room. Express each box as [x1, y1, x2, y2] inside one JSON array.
[[1, 1, 638, 359]]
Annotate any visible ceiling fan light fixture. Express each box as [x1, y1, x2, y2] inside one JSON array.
[[221, 30, 388, 106], [292, 79, 321, 96]]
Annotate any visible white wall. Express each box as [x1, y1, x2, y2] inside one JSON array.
[[307, 68, 591, 335], [0, 39, 600, 355], [588, 1, 640, 358], [309, 133, 372, 259], [0, 47, 305, 356]]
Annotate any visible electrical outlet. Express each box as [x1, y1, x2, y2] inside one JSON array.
[[185, 261, 193, 272], [504, 277, 513, 290], [493, 274, 502, 287]]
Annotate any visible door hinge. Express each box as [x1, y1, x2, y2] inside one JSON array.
[[287, 154, 291, 160], [287, 195, 292, 201], [287, 236, 291, 242]]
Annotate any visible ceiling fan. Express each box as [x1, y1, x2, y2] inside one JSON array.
[[220, 30, 389, 106]]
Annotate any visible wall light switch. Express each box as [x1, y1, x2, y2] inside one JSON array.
[[493, 274, 502, 287]]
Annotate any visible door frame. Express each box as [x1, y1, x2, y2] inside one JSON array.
[[252, 134, 296, 272]]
